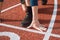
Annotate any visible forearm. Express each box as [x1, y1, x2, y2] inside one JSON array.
[[30, 0, 38, 21]]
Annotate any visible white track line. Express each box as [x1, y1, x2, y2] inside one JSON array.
[[1, 3, 21, 13], [0, 23, 60, 38], [0, 0, 60, 39], [43, 0, 58, 40], [0, 32, 20, 40]]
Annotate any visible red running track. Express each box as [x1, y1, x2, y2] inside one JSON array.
[[0, 0, 60, 40]]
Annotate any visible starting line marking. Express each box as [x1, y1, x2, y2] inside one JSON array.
[[0, 23, 60, 38], [43, 0, 58, 40], [0, 32, 20, 40], [1, 3, 21, 13]]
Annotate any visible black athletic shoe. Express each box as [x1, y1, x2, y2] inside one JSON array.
[[21, 6, 32, 27], [42, 0, 47, 5]]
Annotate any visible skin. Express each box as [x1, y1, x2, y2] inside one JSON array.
[[21, 0, 47, 31]]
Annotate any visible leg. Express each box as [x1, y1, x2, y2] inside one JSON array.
[[20, 0, 26, 11], [21, 0, 32, 27], [27, 0, 46, 31]]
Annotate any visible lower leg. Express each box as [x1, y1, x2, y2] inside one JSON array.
[[27, 0, 46, 31], [21, 0, 32, 27], [20, 0, 26, 11]]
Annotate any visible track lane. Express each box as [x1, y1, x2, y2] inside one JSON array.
[[0, 0, 60, 40]]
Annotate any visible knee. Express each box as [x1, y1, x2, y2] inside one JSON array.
[[0, 0, 4, 2], [30, 0, 38, 6], [20, 0, 25, 4]]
